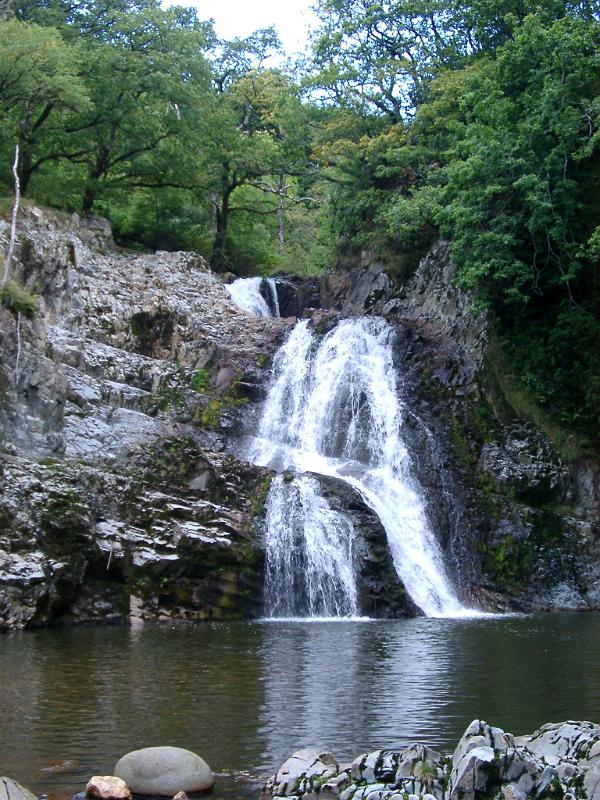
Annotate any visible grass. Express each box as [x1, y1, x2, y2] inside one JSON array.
[[0, 279, 38, 317]]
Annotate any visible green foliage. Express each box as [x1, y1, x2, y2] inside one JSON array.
[[0, 279, 38, 316], [190, 368, 211, 393], [250, 475, 272, 516], [312, 6, 600, 443]]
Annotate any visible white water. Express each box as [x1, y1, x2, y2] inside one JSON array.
[[264, 474, 359, 617], [249, 318, 472, 619], [226, 277, 280, 317]]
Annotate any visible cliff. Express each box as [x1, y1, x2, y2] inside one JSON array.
[[0, 206, 290, 629], [0, 208, 599, 629]]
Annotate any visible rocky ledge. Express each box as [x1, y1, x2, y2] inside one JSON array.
[[262, 720, 600, 800], [0, 206, 293, 629]]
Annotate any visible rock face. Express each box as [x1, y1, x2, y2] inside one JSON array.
[[0, 205, 599, 626], [114, 746, 214, 796], [321, 241, 600, 612], [0, 206, 292, 629], [263, 720, 600, 800]]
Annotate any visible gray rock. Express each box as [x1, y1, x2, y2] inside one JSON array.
[[448, 745, 495, 800], [479, 425, 569, 502], [352, 752, 402, 784], [0, 778, 37, 800], [269, 749, 338, 797], [522, 721, 600, 765], [584, 762, 600, 800], [114, 746, 214, 796]]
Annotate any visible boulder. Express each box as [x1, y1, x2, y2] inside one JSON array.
[[584, 762, 600, 800], [86, 776, 132, 800], [521, 721, 600, 765], [351, 751, 402, 784], [267, 749, 339, 797], [0, 779, 37, 800], [448, 745, 496, 800], [114, 746, 214, 796]]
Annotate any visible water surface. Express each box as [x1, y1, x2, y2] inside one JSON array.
[[2, 614, 599, 797]]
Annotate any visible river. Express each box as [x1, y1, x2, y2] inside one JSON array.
[[2, 613, 600, 797]]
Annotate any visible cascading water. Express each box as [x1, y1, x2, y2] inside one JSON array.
[[249, 317, 471, 619], [226, 277, 280, 317], [264, 475, 359, 618]]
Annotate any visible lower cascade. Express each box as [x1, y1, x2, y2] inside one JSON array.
[[249, 317, 470, 619], [264, 474, 359, 618]]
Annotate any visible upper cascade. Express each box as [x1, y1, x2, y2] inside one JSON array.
[[226, 277, 280, 317], [249, 317, 473, 619]]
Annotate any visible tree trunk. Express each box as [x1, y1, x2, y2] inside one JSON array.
[[277, 175, 285, 256], [82, 182, 97, 215], [17, 144, 33, 195], [211, 188, 232, 272], [82, 148, 109, 215]]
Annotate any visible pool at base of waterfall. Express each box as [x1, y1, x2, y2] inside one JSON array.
[[2, 613, 600, 797]]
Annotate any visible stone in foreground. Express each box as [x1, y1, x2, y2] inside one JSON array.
[[114, 747, 214, 796], [262, 719, 600, 800], [86, 776, 132, 800], [0, 778, 37, 800]]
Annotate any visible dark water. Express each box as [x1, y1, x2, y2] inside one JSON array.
[[2, 614, 600, 798]]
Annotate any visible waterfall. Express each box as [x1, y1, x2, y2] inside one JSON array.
[[226, 277, 280, 317], [250, 317, 471, 619], [264, 475, 359, 618]]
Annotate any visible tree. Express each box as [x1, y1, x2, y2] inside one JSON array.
[[66, 3, 211, 213], [0, 18, 89, 192], [196, 31, 315, 271]]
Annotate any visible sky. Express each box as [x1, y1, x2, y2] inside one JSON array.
[[177, 0, 317, 54]]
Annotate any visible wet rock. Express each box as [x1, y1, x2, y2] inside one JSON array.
[[264, 720, 600, 800], [86, 776, 131, 800], [0, 778, 37, 800], [114, 746, 214, 796]]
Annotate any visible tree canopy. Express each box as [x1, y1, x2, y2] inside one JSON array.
[[0, 0, 599, 441]]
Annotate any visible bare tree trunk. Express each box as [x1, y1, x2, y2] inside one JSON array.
[[15, 310, 21, 382], [2, 144, 20, 290]]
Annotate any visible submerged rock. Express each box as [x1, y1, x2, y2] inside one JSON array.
[[114, 746, 214, 796]]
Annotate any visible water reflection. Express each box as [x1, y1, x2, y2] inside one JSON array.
[[1, 615, 600, 796]]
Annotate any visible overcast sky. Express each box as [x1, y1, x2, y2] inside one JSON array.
[[174, 0, 317, 54]]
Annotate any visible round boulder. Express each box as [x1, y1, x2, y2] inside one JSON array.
[[114, 747, 214, 796]]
